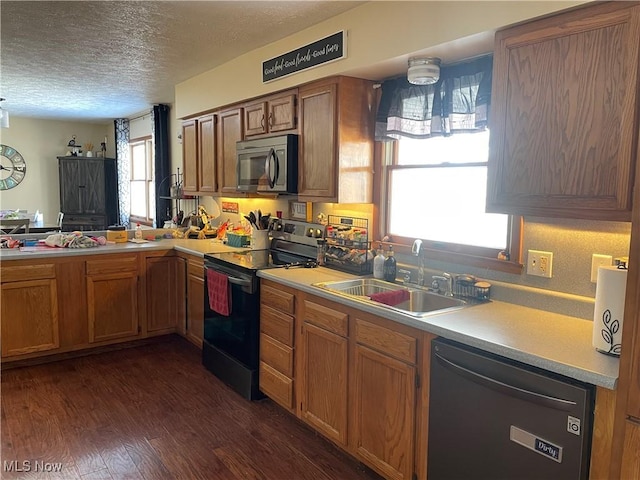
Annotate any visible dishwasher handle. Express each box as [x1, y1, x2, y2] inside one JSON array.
[[434, 351, 577, 412]]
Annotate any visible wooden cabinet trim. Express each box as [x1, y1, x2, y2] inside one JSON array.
[[260, 304, 294, 347], [261, 283, 295, 314], [260, 334, 294, 377], [302, 299, 348, 337], [86, 255, 138, 275], [1, 263, 55, 282], [355, 317, 417, 365], [260, 361, 294, 410]]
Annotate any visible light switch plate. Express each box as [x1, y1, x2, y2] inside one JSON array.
[[527, 250, 553, 278], [591, 254, 612, 283]]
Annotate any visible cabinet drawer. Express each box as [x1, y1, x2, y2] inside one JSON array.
[[86, 255, 138, 275], [187, 258, 204, 277], [1, 263, 55, 282], [260, 304, 294, 346], [260, 334, 293, 377], [303, 300, 348, 337], [259, 361, 294, 410], [355, 318, 417, 365], [261, 283, 295, 314]]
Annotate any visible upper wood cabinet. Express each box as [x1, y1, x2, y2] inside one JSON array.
[[298, 76, 375, 203], [217, 107, 244, 195], [487, 2, 640, 221], [244, 90, 297, 137], [182, 114, 217, 195]]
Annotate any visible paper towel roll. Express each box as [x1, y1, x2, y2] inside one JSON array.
[[593, 266, 628, 356]]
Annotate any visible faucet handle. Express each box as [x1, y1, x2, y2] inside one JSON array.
[[398, 269, 412, 283]]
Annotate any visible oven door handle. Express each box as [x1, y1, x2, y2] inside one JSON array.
[[227, 275, 252, 288]]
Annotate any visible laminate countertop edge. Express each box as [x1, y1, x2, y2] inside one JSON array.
[[257, 267, 619, 390]]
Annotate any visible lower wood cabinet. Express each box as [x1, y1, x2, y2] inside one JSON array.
[[621, 418, 640, 478], [0, 251, 190, 363], [86, 255, 139, 343], [300, 319, 349, 446], [1, 264, 59, 357], [145, 254, 184, 335], [353, 344, 416, 480], [185, 256, 204, 347], [258, 280, 421, 480]]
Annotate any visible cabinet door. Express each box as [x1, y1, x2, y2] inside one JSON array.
[[299, 321, 348, 446], [59, 158, 82, 213], [87, 272, 139, 343], [268, 93, 296, 132], [244, 101, 267, 137], [298, 82, 337, 198], [1, 279, 59, 357], [353, 344, 416, 480], [146, 256, 181, 334], [182, 119, 198, 194], [621, 419, 640, 478], [487, 3, 640, 221], [217, 107, 243, 194], [81, 160, 106, 214], [197, 114, 217, 194], [185, 258, 204, 348]]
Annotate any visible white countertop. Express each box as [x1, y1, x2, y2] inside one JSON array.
[[0, 237, 245, 260], [257, 267, 619, 390]]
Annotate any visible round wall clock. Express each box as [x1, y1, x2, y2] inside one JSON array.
[[0, 144, 27, 190]]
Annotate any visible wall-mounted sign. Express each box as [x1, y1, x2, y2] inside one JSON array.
[[263, 31, 346, 83], [221, 201, 239, 214]]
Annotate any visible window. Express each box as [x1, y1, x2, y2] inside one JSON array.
[[129, 137, 154, 225], [382, 130, 521, 270]]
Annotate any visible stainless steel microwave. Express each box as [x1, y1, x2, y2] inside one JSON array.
[[236, 134, 298, 194]]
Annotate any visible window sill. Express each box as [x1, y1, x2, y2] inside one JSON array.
[[381, 242, 524, 275]]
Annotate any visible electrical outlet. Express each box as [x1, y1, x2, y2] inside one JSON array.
[[591, 254, 612, 283], [527, 249, 554, 278]]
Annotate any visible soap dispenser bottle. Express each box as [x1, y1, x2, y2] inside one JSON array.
[[135, 223, 143, 240], [373, 243, 385, 279], [383, 245, 397, 282]]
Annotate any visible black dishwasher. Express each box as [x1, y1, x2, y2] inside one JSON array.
[[428, 338, 594, 480]]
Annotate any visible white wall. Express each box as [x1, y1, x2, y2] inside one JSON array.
[[0, 117, 112, 225]]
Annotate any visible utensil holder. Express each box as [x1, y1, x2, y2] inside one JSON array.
[[251, 230, 269, 250]]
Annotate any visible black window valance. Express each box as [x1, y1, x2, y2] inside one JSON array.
[[376, 54, 493, 141]]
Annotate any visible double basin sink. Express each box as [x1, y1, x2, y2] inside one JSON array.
[[312, 278, 471, 318]]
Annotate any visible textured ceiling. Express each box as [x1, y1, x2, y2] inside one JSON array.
[[0, 1, 363, 122]]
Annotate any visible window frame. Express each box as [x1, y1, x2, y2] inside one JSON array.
[[129, 135, 154, 226], [374, 138, 523, 274]]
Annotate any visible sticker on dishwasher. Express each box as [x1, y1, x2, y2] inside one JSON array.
[[510, 426, 563, 463]]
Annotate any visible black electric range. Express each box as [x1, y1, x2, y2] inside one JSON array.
[[201, 220, 324, 400]]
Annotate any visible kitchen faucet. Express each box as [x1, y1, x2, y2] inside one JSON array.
[[412, 239, 425, 286]]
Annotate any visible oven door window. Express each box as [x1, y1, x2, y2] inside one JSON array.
[[203, 279, 259, 369]]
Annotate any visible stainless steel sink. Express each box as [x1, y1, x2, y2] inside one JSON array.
[[312, 278, 468, 317]]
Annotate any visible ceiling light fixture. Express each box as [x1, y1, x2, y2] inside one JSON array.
[[0, 98, 9, 128], [407, 57, 441, 85]]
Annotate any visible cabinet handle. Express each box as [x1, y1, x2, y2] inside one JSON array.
[[268, 113, 273, 127], [261, 115, 265, 129]]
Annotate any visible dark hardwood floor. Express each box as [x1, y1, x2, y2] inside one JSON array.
[[1, 336, 382, 480]]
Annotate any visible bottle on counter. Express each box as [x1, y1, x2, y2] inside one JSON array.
[[383, 245, 397, 282], [373, 243, 385, 279], [316, 239, 327, 266], [135, 223, 143, 240]]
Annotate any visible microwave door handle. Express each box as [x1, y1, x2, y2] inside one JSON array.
[[265, 148, 278, 189]]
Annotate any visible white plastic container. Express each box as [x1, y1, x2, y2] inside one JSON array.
[[373, 244, 385, 279]]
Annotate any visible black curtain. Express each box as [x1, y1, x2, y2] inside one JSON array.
[[376, 54, 493, 140], [153, 104, 171, 228]]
